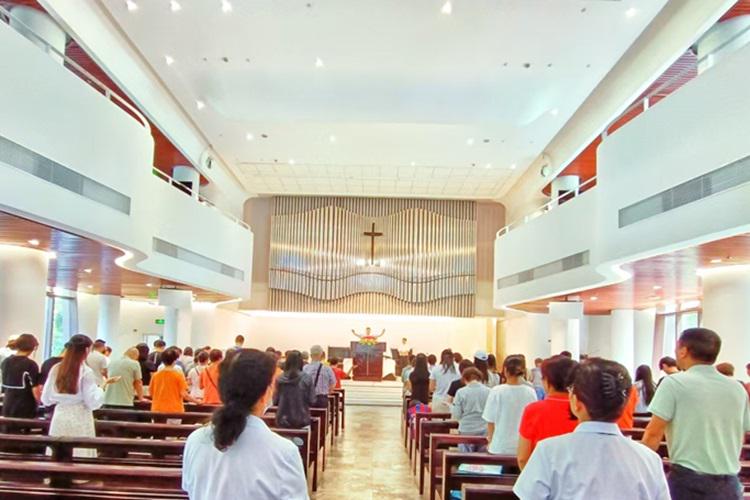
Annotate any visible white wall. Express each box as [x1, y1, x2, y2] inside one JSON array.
[[503, 312, 550, 361], [0, 22, 254, 299]]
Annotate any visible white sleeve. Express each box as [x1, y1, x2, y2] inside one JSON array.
[[482, 389, 498, 423], [280, 441, 311, 500], [81, 369, 106, 410], [513, 441, 552, 500], [40, 368, 56, 407], [451, 390, 463, 420], [429, 368, 436, 381]]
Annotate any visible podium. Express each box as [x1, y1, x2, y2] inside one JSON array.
[[351, 341, 386, 381]]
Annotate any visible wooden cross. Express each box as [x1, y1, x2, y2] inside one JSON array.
[[363, 222, 383, 265]]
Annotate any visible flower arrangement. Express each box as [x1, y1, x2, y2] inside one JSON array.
[[359, 336, 379, 346]]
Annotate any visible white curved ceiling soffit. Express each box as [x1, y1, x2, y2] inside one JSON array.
[[102, 0, 667, 200]]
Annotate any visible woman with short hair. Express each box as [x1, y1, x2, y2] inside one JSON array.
[[514, 358, 669, 499], [183, 349, 308, 500]]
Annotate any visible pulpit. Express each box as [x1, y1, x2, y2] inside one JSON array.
[[350, 341, 386, 381]]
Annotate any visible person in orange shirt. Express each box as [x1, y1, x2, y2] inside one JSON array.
[[329, 357, 347, 390], [150, 348, 199, 413], [200, 349, 224, 405], [616, 384, 639, 429]]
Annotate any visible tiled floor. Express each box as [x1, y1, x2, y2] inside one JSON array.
[[312, 405, 420, 500]]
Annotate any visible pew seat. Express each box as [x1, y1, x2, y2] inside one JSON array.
[[441, 452, 518, 500], [461, 483, 518, 499]]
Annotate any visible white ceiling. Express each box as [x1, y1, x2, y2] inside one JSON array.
[[103, 0, 667, 200]]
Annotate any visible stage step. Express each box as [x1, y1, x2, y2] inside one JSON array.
[[341, 380, 403, 407]]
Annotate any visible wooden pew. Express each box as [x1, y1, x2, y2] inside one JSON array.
[[411, 412, 452, 468], [417, 420, 458, 495], [442, 452, 519, 500], [95, 408, 211, 425], [334, 388, 345, 430], [428, 434, 496, 500], [402, 395, 413, 445], [462, 483, 518, 499]]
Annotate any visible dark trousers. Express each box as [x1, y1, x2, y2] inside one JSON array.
[[668, 463, 743, 500]]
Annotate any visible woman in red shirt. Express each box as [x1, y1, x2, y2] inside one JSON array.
[[329, 357, 347, 389], [517, 355, 579, 469]]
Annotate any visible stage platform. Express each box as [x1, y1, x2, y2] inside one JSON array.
[[341, 380, 403, 407]]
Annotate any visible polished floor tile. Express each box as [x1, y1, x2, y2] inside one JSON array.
[[312, 405, 420, 499]]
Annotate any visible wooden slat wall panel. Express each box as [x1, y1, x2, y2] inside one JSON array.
[[269, 197, 477, 317]]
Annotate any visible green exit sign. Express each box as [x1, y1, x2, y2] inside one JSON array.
[[155, 319, 165, 325]]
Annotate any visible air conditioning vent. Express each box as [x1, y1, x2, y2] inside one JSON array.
[[619, 155, 750, 228], [496, 251, 590, 290], [153, 237, 244, 281], [0, 134, 131, 214]]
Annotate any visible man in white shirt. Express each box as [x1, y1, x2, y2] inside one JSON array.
[[85, 339, 109, 386]]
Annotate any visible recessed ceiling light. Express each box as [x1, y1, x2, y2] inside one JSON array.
[[590, 296, 598, 301], [441, 1, 452, 15], [625, 7, 638, 18], [47, 251, 57, 259], [27, 239, 40, 246], [710, 258, 723, 264], [221, 0, 232, 13], [509, 163, 517, 170], [146, 283, 153, 287], [126, 0, 138, 11], [164, 55, 175, 66], [315, 57, 324, 68], [245, 132, 254, 141], [484, 163, 492, 169], [84, 268, 93, 274], [196, 100, 205, 110], [410, 161, 416, 167], [288, 159, 296, 165], [550, 108, 559, 116], [87, 285, 93, 289], [329, 135, 337, 143], [653, 285, 662, 290], [466, 138, 475, 146], [170, 0, 182, 12]]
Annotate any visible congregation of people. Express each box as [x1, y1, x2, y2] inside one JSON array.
[[0, 327, 748, 499]]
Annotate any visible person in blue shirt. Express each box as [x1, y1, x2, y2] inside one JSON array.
[[514, 358, 669, 500]]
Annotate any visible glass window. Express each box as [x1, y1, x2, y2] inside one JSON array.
[[44, 294, 78, 358]]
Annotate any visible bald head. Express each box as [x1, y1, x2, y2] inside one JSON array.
[[125, 347, 139, 360]]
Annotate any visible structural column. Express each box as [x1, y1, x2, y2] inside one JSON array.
[[0, 245, 49, 348], [96, 294, 121, 344], [548, 302, 583, 359], [633, 308, 656, 370], [159, 289, 193, 348], [700, 266, 750, 380], [610, 309, 635, 374]]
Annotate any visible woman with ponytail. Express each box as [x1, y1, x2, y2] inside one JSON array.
[[182, 349, 308, 500], [514, 358, 669, 500], [41, 334, 119, 457]]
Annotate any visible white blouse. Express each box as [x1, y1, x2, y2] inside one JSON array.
[[41, 364, 106, 411]]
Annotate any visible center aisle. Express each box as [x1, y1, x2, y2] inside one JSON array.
[[312, 406, 418, 500]]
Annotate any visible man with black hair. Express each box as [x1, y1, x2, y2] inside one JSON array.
[[643, 328, 750, 500], [148, 339, 167, 368]]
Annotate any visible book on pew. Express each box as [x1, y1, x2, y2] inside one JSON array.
[[455, 463, 504, 476]]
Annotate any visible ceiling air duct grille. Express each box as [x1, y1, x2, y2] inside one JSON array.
[[0, 134, 131, 214], [619, 154, 750, 228], [496, 250, 590, 290], [153, 237, 244, 281]]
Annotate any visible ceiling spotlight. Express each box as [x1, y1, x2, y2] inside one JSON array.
[[126, 0, 138, 11], [27, 239, 40, 246], [590, 296, 598, 301], [625, 7, 638, 18], [315, 57, 324, 68], [710, 258, 723, 264], [550, 108, 559, 116], [245, 132, 254, 141], [170, 0, 182, 12], [87, 285, 94, 289], [84, 268, 93, 274], [653, 285, 662, 290], [441, 1, 452, 15], [196, 100, 205, 110], [410, 161, 416, 167], [509, 163, 517, 170], [288, 158, 296, 165], [466, 137, 475, 146], [484, 163, 492, 169], [221, 0, 232, 13], [146, 283, 153, 287], [47, 251, 57, 259], [329, 134, 337, 143], [164, 55, 175, 66]]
